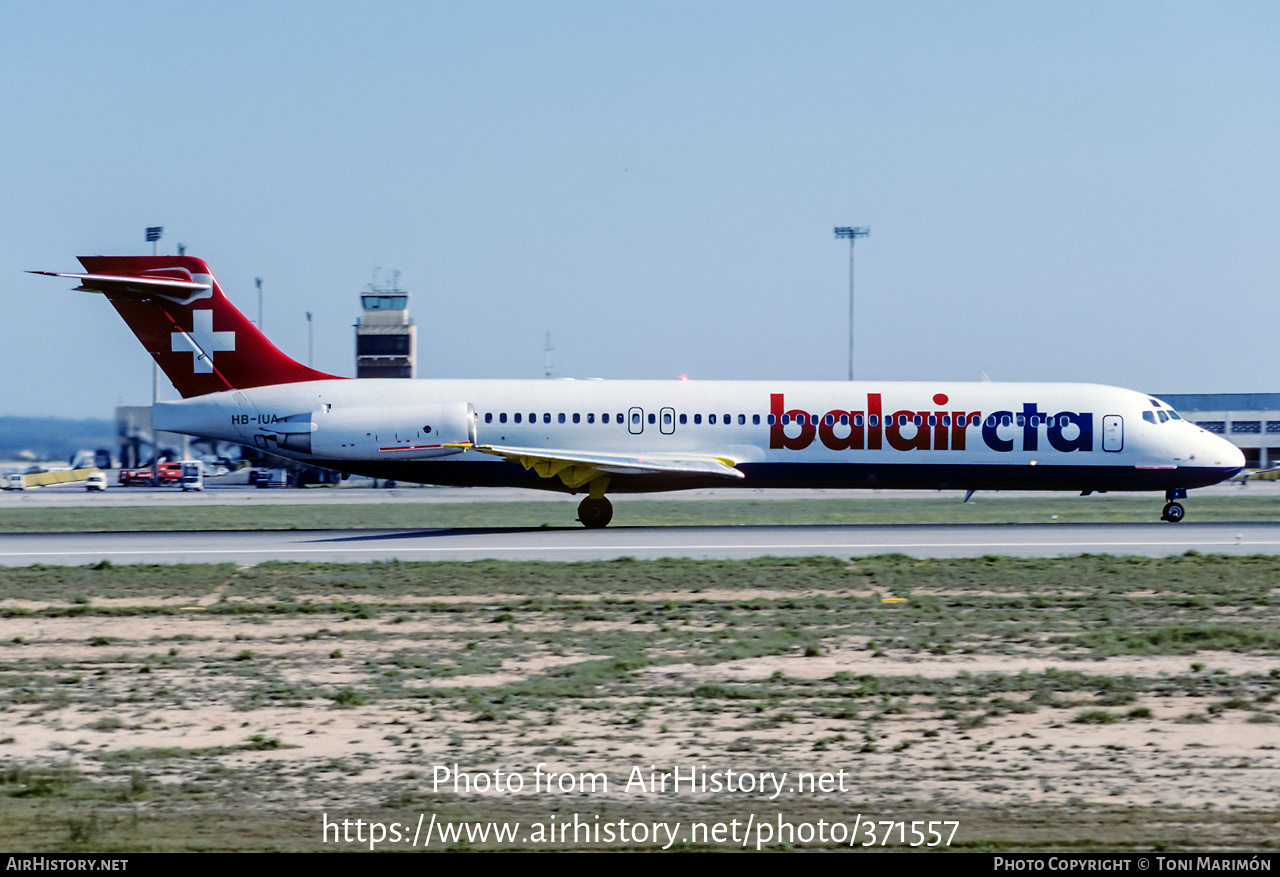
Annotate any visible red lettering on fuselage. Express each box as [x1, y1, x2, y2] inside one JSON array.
[[771, 392, 985, 453], [819, 410, 862, 450], [770, 394, 816, 450], [868, 393, 882, 450], [885, 410, 930, 451]]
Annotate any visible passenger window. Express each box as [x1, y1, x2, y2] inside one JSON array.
[[586, 413, 594, 424], [602, 413, 609, 424], [1001, 415, 1012, 427], [663, 412, 672, 425], [558, 413, 566, 424], [616, 413, 623, 422], [514, 413, 522, 423], [499, 413, 507, 424], [767, 414, 775, 425], [484, 413, 492, 423], [631, 412, 641, 424], [868, 415, 878, 427], [753, 414, 760, 425], [543, 413, 551, 424], [694, 414, 702, 424], [529, 413, 535, 423], [723, 414, 730, 424], [781, 414, 789, 425], [648, 413, 656, 425], [1015, 415, 1025, 427], [709, 414, 717, 424], [840, 414, 849, 426], [573, 413, 580, 424], [738, 414, 745, 425], [1143, 411, 1157, 424], [824, 414, 834, 426], [679, 414, 687, 425]]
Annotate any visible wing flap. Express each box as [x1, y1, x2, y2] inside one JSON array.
[[474, 444, 744, 482]]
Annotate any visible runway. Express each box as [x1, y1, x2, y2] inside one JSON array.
[[3, 521, 1280, 566]]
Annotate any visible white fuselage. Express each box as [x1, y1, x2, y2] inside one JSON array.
[[154, 378, 1245, 495]]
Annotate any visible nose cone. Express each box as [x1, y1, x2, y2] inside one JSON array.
[[1208, 435, 1246, 476]]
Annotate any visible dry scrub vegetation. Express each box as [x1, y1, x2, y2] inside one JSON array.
[[1, 554, 1278, 851]]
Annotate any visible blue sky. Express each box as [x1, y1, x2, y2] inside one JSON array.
[[3, 1, 1278, 418]]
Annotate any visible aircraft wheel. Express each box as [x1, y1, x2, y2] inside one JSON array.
[[578, 496, 613, 529], [1162, 501, 1185, 523]]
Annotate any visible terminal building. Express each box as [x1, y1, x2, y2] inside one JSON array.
[[1156, 393, 1280, 469], [354, 273, 417, 378]]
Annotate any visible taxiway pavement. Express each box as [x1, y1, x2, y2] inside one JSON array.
[[3, 521, 1279, 566]]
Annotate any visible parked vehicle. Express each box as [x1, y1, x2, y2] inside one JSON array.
[[118, 463, 182, 486], [256, 468, 288, 489], [180, 461, 204, 491]]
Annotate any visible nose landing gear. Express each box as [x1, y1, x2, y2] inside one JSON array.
[[1161, 488, 1187, 523], [577, 496, 613, 529]]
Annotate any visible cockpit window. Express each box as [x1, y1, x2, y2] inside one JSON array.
[[1168, 410, 1182, 420], [1157, 410, 1169, 423], [1149, 398, 1162, 408], [1143, 411, 1157, 424]]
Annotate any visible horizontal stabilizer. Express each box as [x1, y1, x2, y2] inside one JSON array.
[[27, 270, 212, 296]]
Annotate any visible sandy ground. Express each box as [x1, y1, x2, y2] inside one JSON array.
[[2, 600, 1277, 836]]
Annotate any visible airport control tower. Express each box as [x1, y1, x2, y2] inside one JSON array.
[[354, 272, 417, 378]]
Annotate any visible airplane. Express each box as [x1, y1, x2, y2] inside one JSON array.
[[32, 255, 1245, 527]]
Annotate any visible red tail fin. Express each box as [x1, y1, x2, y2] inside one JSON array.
[[54, 256, 341, 398]]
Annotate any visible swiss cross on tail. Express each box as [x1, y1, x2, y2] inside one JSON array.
[[31, 255, 342, 398], [172, 309, 235, 373]]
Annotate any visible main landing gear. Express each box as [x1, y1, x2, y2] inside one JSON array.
[[578, 496, 613, 529], [1161, 488, 1187, 523]]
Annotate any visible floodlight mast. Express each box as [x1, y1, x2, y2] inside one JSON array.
[[833, 226, 869, 381], [144, 226, 163, 485]]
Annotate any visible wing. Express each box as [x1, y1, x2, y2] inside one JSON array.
[[473, 444, 743, 491]]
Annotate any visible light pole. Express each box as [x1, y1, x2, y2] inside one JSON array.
[[306, 311, 313, 367], [834, 226, 870, 381], [254, 278, 264, 330], [145, 227, 163, 484]]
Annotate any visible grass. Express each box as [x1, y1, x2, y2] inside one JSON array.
[[2, 493, 1280, 532]]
